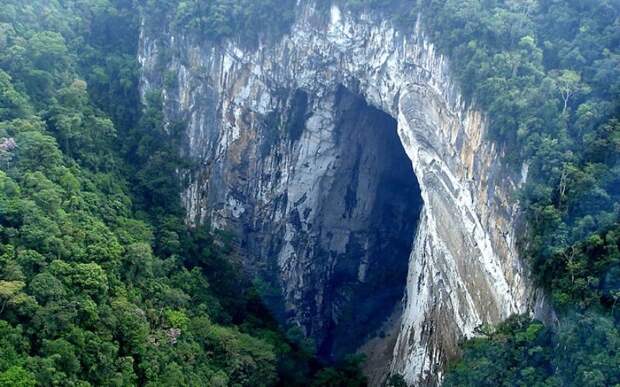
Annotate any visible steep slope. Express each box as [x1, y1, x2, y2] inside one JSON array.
[[139, 3, 543, 384]]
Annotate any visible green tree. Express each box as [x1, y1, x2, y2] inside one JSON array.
[[0, 366, 36, 387], [550, 69, 591, 114]]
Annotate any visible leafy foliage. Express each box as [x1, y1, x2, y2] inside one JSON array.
[[443, 313, 620, 387], [310, 354, 368, 387], [142, 0, 296, 43]]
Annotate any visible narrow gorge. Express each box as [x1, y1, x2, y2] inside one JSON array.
[[139, 4, 545, 385]]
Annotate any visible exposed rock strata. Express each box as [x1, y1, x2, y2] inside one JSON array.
[[139, 4, 538, 385]]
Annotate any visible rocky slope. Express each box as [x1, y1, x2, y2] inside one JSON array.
[[139, 3, 542, 385]]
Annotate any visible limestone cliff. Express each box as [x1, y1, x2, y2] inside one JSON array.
[[139, 3, 541, 385]]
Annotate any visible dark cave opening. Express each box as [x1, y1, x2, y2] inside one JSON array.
[[314, 86, 423, 361], [240, 84, 424, 365]]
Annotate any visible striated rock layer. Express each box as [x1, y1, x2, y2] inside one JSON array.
[[139, 3, 542, 385]]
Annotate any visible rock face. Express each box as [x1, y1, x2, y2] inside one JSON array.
[[139, 3, 537, 385]]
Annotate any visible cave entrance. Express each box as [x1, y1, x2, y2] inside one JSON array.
[[312, 86, 423, 361]]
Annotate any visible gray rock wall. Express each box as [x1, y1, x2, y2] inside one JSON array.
[[139, 3, 539, 385]]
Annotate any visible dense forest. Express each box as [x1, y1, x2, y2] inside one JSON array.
[[0, 0, 618, 386]]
